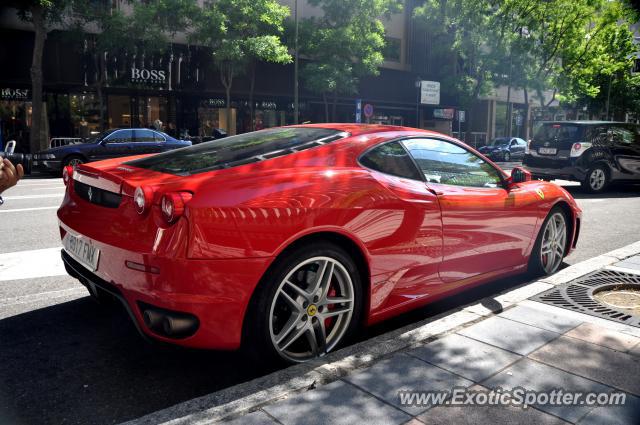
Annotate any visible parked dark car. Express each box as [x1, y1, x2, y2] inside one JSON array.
[[523, 121, 640, 193], [33, 128, 191, 174], [478, 137, 527, 161]]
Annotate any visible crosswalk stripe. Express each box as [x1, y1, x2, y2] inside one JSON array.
[[0, 247, 66, 282], [0, 206, 59, 213], [2, 194, 64, 200]]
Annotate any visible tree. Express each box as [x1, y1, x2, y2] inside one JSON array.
[[298, 0, 403, 121], [413, 0, 638, 137], [193, 0, 291, 134], [12, 0, 72, 153]]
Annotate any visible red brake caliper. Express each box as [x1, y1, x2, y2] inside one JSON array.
[[324, 287, 337, 329]]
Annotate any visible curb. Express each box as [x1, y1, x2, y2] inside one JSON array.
[[124, 242, 640, 425]]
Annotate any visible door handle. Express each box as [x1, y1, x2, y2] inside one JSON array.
[[427, 187, 444, 196]]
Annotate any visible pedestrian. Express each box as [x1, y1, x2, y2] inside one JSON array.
[[0, 158, 24, 205]]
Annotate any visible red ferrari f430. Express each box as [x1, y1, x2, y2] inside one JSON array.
[[58, 124, 581, 363]]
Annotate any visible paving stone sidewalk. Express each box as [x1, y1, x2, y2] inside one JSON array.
[[224, 257, 640, 425]]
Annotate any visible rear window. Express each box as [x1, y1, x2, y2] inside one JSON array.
[[534, 124, 583, 144], [127, 127, 348, 175]]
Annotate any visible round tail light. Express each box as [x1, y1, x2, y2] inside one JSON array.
[[160, 192, 192, 224], [573, 143, 582, 151], [62, 166, 74, 186], [134, 186, 153, 215]]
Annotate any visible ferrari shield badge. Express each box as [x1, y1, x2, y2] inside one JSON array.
[[535, 188, 545, 200]]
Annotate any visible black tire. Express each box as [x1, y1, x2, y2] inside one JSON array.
[[528, 207, 569, 277], [503, 152, 511, 162], [242, 241, 363, 365], [63, 155, 85, 169], [581, 164, 609, 194]]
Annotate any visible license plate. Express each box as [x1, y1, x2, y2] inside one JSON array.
[[538, 147, 557, 155], [63, 231, 100, 271]]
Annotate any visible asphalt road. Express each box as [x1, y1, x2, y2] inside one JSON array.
[[1, 167, 639, 424]]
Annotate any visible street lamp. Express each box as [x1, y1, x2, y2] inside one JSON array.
[[293, 0, 299, 125]]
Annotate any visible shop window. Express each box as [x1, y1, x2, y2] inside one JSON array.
[[0, 100, 31, 152], [383, 38, 402, 63], [69, 93, 100, 138]]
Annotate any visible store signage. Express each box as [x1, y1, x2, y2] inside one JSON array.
[[130, 66, 166, 84], [434, 108, 455, 119], [1, 88, 29, 100], [420, 81, 440, 105], [202, 98, 226, 107]]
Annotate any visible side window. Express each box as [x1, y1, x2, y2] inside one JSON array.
[[360, 141, 422, 180], [106, 130, 134, 143], [152, 131, 166, 142], [611, 126, 634, 145], [403, 138, 502, 188], [134, 130, 156, 143]]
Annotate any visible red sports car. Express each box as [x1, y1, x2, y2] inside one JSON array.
[[57, 124, 581, 363]]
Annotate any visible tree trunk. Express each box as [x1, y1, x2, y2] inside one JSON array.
[[220, 64, 233, 135], [29, 5, 47, 154], [249, 61, 256, 131], [322, 93, 329, 122]]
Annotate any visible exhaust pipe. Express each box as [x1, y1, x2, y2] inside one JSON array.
[[162, 315, 198, 338], [143, 309, 164, 330], [139, 302, 199, 339]]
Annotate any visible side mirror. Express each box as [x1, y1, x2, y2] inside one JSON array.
[[509, 166, 532, 184]]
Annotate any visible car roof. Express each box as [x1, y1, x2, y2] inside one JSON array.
[[540, 121, 636, 126], [286, 123, 446, 139]]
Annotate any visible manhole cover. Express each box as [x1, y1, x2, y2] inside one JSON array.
[[531, 269, 640, 327], [594, 285, 640, 312]]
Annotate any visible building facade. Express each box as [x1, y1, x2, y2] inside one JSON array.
[[0, 1, 546, 153]]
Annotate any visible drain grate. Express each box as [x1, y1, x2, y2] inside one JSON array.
[[531, 269, 640, 327]]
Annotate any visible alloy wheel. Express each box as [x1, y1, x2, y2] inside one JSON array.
[[268, 256, 355, 363], [504, 152, 510, 162], [540, 212, 567, 275], [68, 158, 84, 167], [589, 168, 606, 191]]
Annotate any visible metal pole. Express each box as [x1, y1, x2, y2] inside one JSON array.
[[293, 0, 299, 125], [605, 73, 612, 121], [415, 79, 420, 128]]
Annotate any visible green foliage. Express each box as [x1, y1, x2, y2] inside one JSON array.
[[193, 0, 292, 84], [298, 0, 403, 99], [413, 0, 638, 112]]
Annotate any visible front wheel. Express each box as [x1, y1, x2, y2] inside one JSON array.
[[529, 208, 568, 276], [503, 152, 511, 162], [64, 155, 85, 168], [244, 242, 363, 364]]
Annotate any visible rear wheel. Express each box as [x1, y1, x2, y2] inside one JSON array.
[[244, 242, 363, 364], [529, 207, 568, 276], [503, 152, 511, 162], [582, 165, 609, 193]]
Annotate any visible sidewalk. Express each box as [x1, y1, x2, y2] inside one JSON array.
[[129, 243, 640, 425]]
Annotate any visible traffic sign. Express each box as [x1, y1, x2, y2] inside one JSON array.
[[363, 103, 374, 118], [355, 99, 362, 123]]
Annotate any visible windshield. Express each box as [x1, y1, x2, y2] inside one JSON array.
[[126, 127, 347, 175], [534, 124, 583, 143], [488, 138, 510, 146]]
